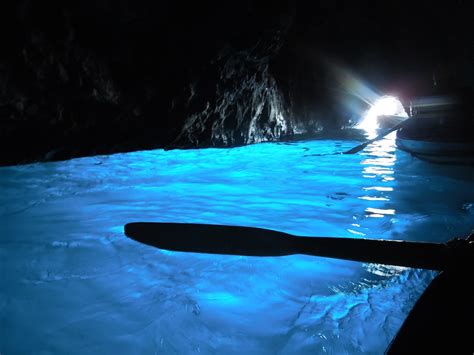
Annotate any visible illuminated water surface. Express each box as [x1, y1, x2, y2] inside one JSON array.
[[1, 133, 473, 354]]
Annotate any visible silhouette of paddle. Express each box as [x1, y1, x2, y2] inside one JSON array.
[[124, 222, 473, 353], [123, 222, 468, 270]]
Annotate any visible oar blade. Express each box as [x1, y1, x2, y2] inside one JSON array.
[[124, 222, 297, 257], [125, 222, 451, 270]]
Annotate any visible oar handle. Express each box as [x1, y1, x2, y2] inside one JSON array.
[[294, 237, 450, 270]]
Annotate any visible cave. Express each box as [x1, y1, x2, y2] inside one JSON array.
[[1, 1, 472, 165], [1, 1, 473, 354]]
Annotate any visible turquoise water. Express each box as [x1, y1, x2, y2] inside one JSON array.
[[1, 133, 473, 354]]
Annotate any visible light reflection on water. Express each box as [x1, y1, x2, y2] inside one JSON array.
[[0, 134, 473, 354], [359, 132, 398, 220]]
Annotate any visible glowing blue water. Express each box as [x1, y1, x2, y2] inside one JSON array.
[[1, 134, 473, 354]]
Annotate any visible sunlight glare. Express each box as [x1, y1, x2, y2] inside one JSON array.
[[358, 96, 408, 132]]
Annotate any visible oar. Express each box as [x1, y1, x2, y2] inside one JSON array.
[[342, 116, 412, 155], [306, 116, 413, 157], [124, 222, 456, 270], [125, 222, 473, 353]]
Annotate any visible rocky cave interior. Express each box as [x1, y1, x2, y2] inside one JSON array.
[[1, 1, 472, 166]]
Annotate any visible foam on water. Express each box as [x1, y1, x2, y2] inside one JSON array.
[[1, 133, 473, 354]]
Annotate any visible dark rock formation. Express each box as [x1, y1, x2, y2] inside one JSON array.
[[170, 37, 293, 148], [0, 1, 296, 165], [1, 1, 472, 165]]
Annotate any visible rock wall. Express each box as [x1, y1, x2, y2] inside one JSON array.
[[0, 1, 296, 165], [1, 1, 472, 165], [171, 36, 293, 148]]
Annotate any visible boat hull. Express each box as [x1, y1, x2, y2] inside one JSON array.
[[396, 137, 474, 164]]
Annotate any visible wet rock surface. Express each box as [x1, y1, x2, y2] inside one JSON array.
[[170, 40, 293, 148]]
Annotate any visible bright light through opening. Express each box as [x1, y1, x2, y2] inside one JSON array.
[[358, 96, 408, 132]]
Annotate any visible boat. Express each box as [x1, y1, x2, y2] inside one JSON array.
[[394, 91, 474, 164]]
